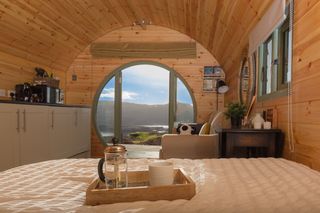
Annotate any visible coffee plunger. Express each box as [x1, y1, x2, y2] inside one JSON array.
[[97, 137, 128, 189]]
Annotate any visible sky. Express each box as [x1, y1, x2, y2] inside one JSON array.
[[99, 64, 193, 105]]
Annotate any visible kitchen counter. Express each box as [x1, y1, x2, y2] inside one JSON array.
[[0, 100, 90, 108]]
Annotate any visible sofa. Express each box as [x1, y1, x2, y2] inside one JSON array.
[[159, 134, 219, 159], [159, 112, 224, 159]]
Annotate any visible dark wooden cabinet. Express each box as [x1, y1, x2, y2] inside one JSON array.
[[217, 129, 283, 158]]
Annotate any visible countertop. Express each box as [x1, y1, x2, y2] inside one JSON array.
[[0, 100, 90, 108]]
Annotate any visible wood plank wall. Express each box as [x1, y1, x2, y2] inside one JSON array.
[[0, 51, 66, 100], [65, 26, 220, 157], [226, 0, 320, 171]]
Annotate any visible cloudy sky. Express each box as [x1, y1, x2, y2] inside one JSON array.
[[99, 64, 192, 105]]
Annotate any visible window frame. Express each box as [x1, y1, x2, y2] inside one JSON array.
[[257, 11, 291, 102], [278, 17, 290, 90], [261, 34, 274, 96], [92, 61, 197, 145]]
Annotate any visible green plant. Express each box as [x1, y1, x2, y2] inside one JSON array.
[[224, 102, 247, 119]]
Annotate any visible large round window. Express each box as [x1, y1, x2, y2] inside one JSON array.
[[94, 62, 196, 146]]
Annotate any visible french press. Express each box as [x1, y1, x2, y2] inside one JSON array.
[[98, 137, 128, 189]]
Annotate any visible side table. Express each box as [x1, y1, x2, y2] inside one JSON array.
[[217, 128, 283, 158]]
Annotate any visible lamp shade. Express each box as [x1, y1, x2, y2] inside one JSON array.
[[216, 80, 229, 94]]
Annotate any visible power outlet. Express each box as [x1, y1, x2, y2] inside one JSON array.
[[0, 89, 5, 97]]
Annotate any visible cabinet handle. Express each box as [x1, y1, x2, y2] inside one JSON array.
[[16, 109, 20, 132], [22, 109, 26, 132], [51, 110, 54, 129]]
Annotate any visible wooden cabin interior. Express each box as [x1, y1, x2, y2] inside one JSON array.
[[1, 0, 320, 212]]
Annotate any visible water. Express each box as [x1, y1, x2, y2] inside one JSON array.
[[101, 125, 168, 137]]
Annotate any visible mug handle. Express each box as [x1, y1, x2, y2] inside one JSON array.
[[98, 158, 105, 182]]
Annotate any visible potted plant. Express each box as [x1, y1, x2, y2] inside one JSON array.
[[224, 102, 246, 128]]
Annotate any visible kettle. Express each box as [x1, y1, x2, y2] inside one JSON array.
[[98, 137, 128, 189]]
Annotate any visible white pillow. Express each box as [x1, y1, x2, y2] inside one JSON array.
[[179, 124, 192, 135]]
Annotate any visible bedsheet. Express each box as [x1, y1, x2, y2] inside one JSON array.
[[1, 158, 320, 213]]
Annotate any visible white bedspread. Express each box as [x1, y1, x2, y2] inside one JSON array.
[[1, 158, 320, 213]]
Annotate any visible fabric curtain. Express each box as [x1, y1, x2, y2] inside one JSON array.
[[248, 0, 286, 55]]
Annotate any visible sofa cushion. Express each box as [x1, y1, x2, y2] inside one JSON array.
[[210, 112, 224, 134], [199, 122, 210, 135]]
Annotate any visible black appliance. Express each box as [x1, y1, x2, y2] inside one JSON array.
[[15, 83, 62, 104], [30, 85, 57, 104], [15, 83, 32, 102]]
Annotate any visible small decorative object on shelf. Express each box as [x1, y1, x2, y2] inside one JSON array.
[[252, 113, 265, 129], [224, 102, 246, 128], [33, 67, 60, 88], [263, 121, 272, 129]]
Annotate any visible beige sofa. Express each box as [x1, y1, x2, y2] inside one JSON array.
[[160, 134, 219, 159]]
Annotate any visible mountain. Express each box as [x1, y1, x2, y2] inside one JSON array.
[[96, 101, 193, 132]]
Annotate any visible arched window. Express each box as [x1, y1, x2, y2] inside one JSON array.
[[94, 62, 196, 146]]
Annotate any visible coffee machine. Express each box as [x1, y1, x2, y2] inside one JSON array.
[[15, 83, 32, 102]]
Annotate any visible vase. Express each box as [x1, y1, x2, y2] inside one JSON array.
[[231, 117, 242, 128], [252, 113, 264, 129]]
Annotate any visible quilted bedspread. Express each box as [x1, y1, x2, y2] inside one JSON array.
[[0, 158, 320, 213]]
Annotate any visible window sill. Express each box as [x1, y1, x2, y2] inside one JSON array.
[[257, 88, 288, 102]]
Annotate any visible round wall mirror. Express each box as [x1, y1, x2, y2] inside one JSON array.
[[239, 55, 256, 111]]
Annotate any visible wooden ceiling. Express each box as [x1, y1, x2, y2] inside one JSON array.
[[0, 0, 273, 74]]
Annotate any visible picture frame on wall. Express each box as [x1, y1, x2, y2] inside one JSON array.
[[204, 66, 214, 77], [204, 66, 224, 77], [203, 77, 215, 92]]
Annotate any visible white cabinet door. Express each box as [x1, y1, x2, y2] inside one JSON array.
[[20, 105, 49, 165], [75, 108, 91, 154], [0, 104, 20, 171], [49, 107, 90, 159], [48, 107, 74, 159], [68, 108, 79, 157]]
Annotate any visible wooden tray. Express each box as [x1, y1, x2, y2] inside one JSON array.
[[86, 169, 195, 205]]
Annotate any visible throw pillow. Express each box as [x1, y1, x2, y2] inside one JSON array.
[[199, 122, 210, 135], [179, 124, 193, 135], [210, 112, 223, 134]]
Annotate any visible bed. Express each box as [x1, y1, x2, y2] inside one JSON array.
[[1, 158, 320, 213]]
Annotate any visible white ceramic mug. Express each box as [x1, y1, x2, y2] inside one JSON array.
[[263, 121, 272, 129], [148, 161, 174, 186]]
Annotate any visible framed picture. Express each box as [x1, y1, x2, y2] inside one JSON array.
[[204, 66, 214, 77], [212, 66, 223, 76], [203, 77, 215, 92], [204, 66, 224, 77]]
